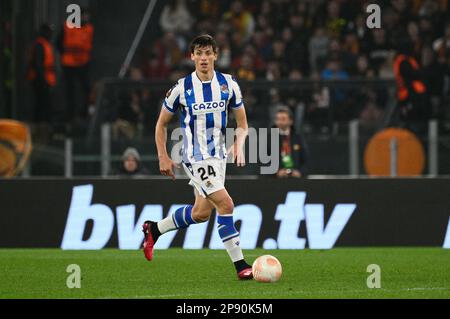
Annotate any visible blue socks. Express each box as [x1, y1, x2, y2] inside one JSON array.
[[160, 207, 247, 268], [217, 214, 240, 242], [217, 214, 244, 264], [172, 205, 197, 229]]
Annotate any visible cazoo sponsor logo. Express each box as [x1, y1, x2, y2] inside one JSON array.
[[61, 184, 357, 250]]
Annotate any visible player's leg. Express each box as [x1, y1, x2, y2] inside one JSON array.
[[142, 189, 214, 261], [208, 188, 253, 279], [155, 188, 214, 236]]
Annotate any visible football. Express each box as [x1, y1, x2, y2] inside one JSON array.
[[252, 255, 282, 283]]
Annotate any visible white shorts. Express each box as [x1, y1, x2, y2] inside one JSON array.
[[182, 157, 227, 198]]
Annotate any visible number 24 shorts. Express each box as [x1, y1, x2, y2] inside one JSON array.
[[182, 157, 227, 198]]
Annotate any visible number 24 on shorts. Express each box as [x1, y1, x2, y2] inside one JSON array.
[[197, 165, 216, 181]]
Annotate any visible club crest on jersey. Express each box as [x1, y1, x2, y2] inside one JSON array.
[[220, 84, 229, 94], [191, 100, 226, 115], [206, 181, 213, 188]]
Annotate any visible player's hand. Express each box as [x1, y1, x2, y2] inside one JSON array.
[[228, 143, 245, 167], [159, 155, 180, 180], [235, 146, 246, 167]]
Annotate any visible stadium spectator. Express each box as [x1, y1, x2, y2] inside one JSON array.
[[308, 27, 329, 73], [366, 28, 391, 74], [287, 14, 310, 74], [417, 16, 435, 46], [306, 71, 331, 133], [235, 53, 256, 81], [407, 21, 423, 56], [197, 0, 221, 20], [273, 107, 308, 178], [254, 12, 274, 40], [323, 0, 347, 38], [321, 57, 349, 114], [359, 99, 384, 132], [350, 13, 370, 47], [143, 52, 170, 80], [417, 0, 440, 17], [378, 52, 395, 79], [222, 0, 255, 42], [267, 89, 285, 126], [391, 0, 411, 27], [326, 37, 356, 74], [392, 38, 430, 128], [57, 8, 94, 134], [215, 31, 232, 71], [112, 68, 146, 141], [111, 147, 149, 177], [152, 32, 186, 71], [433, 22, 450, 62], [265, 60, 282, 81], [421, 46, 445, 117], [250, 28, 272, 61], [112, 90, 144, 140], [343, 32, 360, 57], [159, 0, 195, 35], [26, 24, 56, 140], [355, 54, 375, 78], [285, 69, 307, 133]]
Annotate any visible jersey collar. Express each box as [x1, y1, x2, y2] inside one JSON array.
[[193, 70, 216, 84]]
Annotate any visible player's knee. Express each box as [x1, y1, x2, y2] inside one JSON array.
[[191, 207, 212, 223], [219, 197, 234, 215]]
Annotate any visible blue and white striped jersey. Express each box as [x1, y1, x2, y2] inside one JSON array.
[[163, 70, 244, 163]]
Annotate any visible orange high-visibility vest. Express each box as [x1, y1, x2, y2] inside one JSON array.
[[61, 23, 94, 67], [393, 54, 426, 101], [27, 37, 56, 87]]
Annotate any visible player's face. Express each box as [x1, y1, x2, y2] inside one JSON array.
[[191, 45, 217, 73]]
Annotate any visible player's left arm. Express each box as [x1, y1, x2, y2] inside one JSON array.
[[228, 76, 248, 166], [232, 106, 248, 167]]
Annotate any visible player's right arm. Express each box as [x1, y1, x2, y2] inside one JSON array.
[[155, 83, 181, 180]]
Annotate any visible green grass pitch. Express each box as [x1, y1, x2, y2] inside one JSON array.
[[0, 248, 449, 299]]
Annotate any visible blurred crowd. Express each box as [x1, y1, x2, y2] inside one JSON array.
[[126, 0, 450, 134], [20, 0, 450, 140], [6, 0, 450, 177]]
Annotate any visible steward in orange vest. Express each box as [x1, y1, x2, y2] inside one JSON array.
[[57, 10, 94, 127], [27, 25, 56, 87], [393, 54, 426, 102], [27, 24, 56, 124], [60, 21, 94, 67], [392, 39, 431, 125]]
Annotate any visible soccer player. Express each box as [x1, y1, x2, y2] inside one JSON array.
[[142, 34, 253, 280]]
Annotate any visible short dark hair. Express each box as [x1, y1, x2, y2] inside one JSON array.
[[190, 34, 217, 54], [276, 106, 293, 119]]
